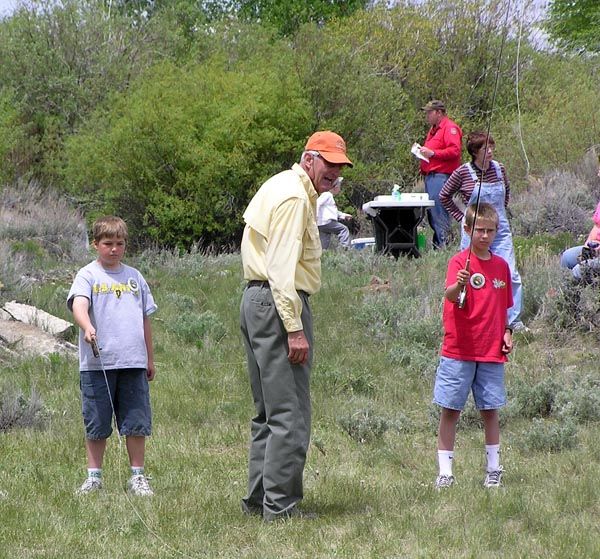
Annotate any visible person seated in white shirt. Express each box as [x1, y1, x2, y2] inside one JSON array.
[[316, 177, 352, 249]]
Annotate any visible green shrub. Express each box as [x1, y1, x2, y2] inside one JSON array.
[[546, 277, 600, 339], [522, 418, 578, 453], [0, 387, 48, 432], [63, 55, 313, 249], [315, 367, 376, 396], [508, 377, 561, 419], [338, 407, 412, 444], [357, 290, 442, 349], [555, 375, 600, 424], [511, 170, 596, 238], [388, 342, 438, 380], [170, 310, 226, 347], [163, 292, 198, 313]]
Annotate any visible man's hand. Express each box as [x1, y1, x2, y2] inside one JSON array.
[[420, 146, 434, 158], [288, 330, 309, 365]]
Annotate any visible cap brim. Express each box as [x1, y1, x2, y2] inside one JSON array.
[[319, 152, 354, 167]]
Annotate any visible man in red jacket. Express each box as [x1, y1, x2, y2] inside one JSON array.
[[419, 100, 462, 248]]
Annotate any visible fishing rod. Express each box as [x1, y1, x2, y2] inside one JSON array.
[[90, 335, 197, 559], [458, 2, 513, 309]]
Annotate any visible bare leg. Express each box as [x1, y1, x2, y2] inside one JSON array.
[[437, 408, 461, 450], [85, 438, 107, 469], [480, 409, 500, 445], [125, 436, 146, 468]]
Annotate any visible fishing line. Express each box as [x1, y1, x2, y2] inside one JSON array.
[[458, 0, 513, 308], [515, 0, 530, 177], [90, 336, 202, 559]]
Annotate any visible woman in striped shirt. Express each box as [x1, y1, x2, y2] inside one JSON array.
[[440, 131, 525, 331]]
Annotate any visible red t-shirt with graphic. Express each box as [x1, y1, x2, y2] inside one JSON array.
[[441, 249, 513, 363]]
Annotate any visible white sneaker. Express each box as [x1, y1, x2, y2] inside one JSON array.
[[484, 467, 504, 488], [127, 474, 154, 496], [435, 474, 455, 489], [76, 477, 103, 495]]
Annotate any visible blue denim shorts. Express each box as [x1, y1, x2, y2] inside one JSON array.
[[80, 369, 152, 439], [433, 356, 506, 411]]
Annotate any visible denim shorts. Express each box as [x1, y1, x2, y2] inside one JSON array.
[[80, 369, 152, 439], [433, 356, 506, 411]]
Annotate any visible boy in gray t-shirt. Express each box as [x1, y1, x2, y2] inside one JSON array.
[[67, 216, 157, 496]]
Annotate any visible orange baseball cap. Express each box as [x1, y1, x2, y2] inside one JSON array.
[[305, 131, 353, 167]]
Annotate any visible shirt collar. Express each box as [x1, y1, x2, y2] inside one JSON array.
[[431, 115, 448, 133], [292, 163, 318, 202]]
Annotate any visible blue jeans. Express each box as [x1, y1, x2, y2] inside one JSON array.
[[433, 356, 506, 411], [560, 245, 600, 279], [425, 173, 451, 248], [80, 369, 152, 439]]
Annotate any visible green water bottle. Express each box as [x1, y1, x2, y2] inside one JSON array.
[[416, 227, 427, 252]]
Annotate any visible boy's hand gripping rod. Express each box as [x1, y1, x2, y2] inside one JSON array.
[[91, 336, 100, 358], [458, 259, 470, 309], [456, 2, 510, 309]]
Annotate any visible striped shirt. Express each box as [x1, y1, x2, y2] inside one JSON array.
[[440, 161, 510, 222]]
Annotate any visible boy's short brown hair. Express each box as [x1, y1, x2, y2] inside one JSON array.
[[464, 202, 498, 229], [92, 216, 128, 242]]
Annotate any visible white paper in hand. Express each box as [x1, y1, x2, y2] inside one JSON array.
[[411, 142, 429, 163]]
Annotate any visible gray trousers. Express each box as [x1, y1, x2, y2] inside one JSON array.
[[240, 283, 313, 521], [318, 220, 351, 249]]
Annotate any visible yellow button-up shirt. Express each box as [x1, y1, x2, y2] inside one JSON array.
[[241, 163, 322, 332]]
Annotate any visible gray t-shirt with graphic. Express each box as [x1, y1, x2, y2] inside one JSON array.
[[67, 261, 157, 371]]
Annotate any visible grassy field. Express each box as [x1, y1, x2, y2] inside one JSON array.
[[2, 244, 600, 559]]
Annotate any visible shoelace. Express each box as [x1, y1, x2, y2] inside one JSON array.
[[486, 471, 502, 485]]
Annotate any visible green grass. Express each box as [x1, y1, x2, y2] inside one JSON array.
[[1, 246, 600, 558]]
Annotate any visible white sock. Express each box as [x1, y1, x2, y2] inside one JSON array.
[[485, 444, 500, 472], [438, 450, 454, 476], [131, 466, 144, 477], [87, 468, 102, 479]]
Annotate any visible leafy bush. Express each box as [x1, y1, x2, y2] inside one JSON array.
[[0, 387, 48, 432], [555, 375, 600, 424], [546, 276, 600, 339], [163, 292, 198, 313], [170, 310, 226, 347], [510, 170, 596, 238], [316, 367, 376, 396], [338, 407, 412, 444], [522, 418, 578, 453], [508, 377, 561, 419], [0, 181, 87, 297], [64, 55, 313, 249], [388, 342, 438, 380], [358, 291, 442, 349]]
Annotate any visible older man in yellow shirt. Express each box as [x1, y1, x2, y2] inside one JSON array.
[[240, 131, 353, 521]]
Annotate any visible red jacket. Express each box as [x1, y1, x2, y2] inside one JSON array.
[[420, 116, 462, 175]]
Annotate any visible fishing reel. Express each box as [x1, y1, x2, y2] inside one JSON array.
[[458, 286, 467, 309], [91, 337, 100, 358]]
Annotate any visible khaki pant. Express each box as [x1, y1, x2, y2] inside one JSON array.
[[240, 283, 313, 521]]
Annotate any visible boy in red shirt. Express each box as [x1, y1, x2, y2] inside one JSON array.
[[433, 202, 513, 489]]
